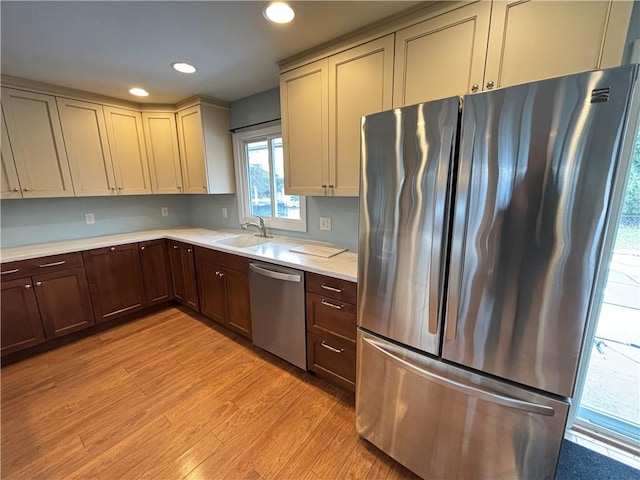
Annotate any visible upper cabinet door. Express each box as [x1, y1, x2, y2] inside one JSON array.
[[57, 98, 115, 197], [393, 2, 492, 107], [176, 106, 207, 193], [1, 106, 22, 199], [1, 88, 75, 198], [103, 106, 151, 195], [142, 112, 183, 194], [328, 35, 394, 197], [280, 59, 329, 196], [483, 0, 632, 90]]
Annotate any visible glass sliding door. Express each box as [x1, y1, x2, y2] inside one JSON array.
[[574, 121, 640, 446]]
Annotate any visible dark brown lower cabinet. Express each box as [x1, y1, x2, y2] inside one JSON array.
[[139, 239, 173, 306], [83, 244, 146, 323], [168, 241, 199, 311], [1, 278, 46, 355], [305, 272, 358, 391], [33, 267, 95, 339], [195, 247, 252, 340], [307, 332, 356, 391]]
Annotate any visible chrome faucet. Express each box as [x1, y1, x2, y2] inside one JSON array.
[[241, 216, 270, 238]]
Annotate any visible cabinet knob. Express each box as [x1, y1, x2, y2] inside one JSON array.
[[13, 187, 19, 192], [36, 281, 43, 286], [486, 81, 495, 89], [23, 187, 30, 192], [25, 284, 32, 289], [328, 184, 334, 189], [177, 185, 182, 189], [471, 84, 479, 92], [140, 246, 145, 250], [187, 248, 192, 253], [173, 245, 179, 249], [110, 247, 116, 252], [118, 186, 123, 190]]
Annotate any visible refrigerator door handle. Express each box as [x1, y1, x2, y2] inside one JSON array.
[[362, 336, 555, 417], [428, 125, 455, 335]]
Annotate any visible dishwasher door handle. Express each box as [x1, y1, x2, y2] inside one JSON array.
[[249, 263, 302, 282]]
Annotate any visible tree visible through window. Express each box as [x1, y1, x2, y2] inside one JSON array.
[[233, 126, 306, 232]]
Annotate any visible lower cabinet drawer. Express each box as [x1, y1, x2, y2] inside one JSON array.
[[307, 332, 355, 391]]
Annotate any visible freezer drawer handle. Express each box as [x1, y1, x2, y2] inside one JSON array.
[[321, 299, 343, 310], [249, 263, 301, 282], [39, 261, 66, 268], [362, 336, 555, 417], [320, 284, 342, 293], [1, 269, 20, 275], [321, 341, 344, 353]]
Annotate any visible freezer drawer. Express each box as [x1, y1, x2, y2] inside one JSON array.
[[356, 329, 569, 480]]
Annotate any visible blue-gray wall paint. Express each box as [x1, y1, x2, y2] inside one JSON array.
[[230, 88, 280, 130], [1, 195, 190, 248], [188, 195, 359, 250]]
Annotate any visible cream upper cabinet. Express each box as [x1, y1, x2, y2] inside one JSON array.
[[393, 2, 492, 107], [103, 106, 151, 195], [484, 0, 635, 90], [142, 112, 183, 194], [281, 59, 329, 196], [176, 103, 235, 194], [1, 106, 21, 199], [328, 35, 394, 196], [56, 98, 115, 197], [282, 35, 394, 197], [1, 88, 75, 198]]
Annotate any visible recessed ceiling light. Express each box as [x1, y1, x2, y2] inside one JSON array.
[[172, 62, 197, 74], [129, 87, 149, 97], [263, 2, 295, 24]]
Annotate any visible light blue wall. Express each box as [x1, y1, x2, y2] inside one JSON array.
[[230, 88, 280, 130], [0, 195, 190, 248], [188, 195, 359, 250]]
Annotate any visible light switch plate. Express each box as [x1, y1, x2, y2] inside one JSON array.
[[85, 213, 95, 224], [320, 217, 331, 231], [161, 207, 169, 217], [222, 207, 228, 219]]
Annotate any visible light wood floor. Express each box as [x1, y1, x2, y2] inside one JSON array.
[[1, 306, 420, 480]]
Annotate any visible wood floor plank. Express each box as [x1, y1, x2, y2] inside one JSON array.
[[1, 306, 416, 480]]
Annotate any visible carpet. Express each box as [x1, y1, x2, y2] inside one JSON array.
[[556, 439, 639, 480]]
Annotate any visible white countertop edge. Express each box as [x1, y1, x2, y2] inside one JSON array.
[[1, 228, 358, 283]]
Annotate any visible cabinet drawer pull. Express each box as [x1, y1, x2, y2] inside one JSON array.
[[140, 246, 146, 250], [1, 269, 20, 275], [110, 247, 116, 252], [320, 284, 342, 293], [24, 284, 32, 289], [321, 299, 343, 310], [173, 245, 179, 249], [321, 341, 343, 353], [36, 281, 43, 286], [38, 260, 66, 268]]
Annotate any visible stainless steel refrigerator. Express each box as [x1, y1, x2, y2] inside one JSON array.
[[356, 65, 640, 479]]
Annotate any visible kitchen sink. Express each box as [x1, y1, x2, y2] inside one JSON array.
[[215, 236, 273, 249]]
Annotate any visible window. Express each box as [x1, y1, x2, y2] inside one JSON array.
[[233, 125, 306, 232]]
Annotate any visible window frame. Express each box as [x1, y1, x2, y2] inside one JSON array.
[[232, 124, 307, 232]]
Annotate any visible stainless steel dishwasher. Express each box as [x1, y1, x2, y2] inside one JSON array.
[[248, 262, 306, 370]]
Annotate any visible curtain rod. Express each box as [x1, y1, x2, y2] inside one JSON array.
[[229, 118, 281, 133]]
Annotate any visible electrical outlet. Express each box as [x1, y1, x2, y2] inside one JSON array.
[[319, 217, 332, 231], [161, 207, 169, 217], [222, 207, 228, 219], [85, 213, 95, 225]]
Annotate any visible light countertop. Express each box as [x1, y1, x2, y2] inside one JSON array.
[[0, 228, 358, 282]]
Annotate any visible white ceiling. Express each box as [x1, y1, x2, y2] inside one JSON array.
[[1, 1, 423, 104]]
